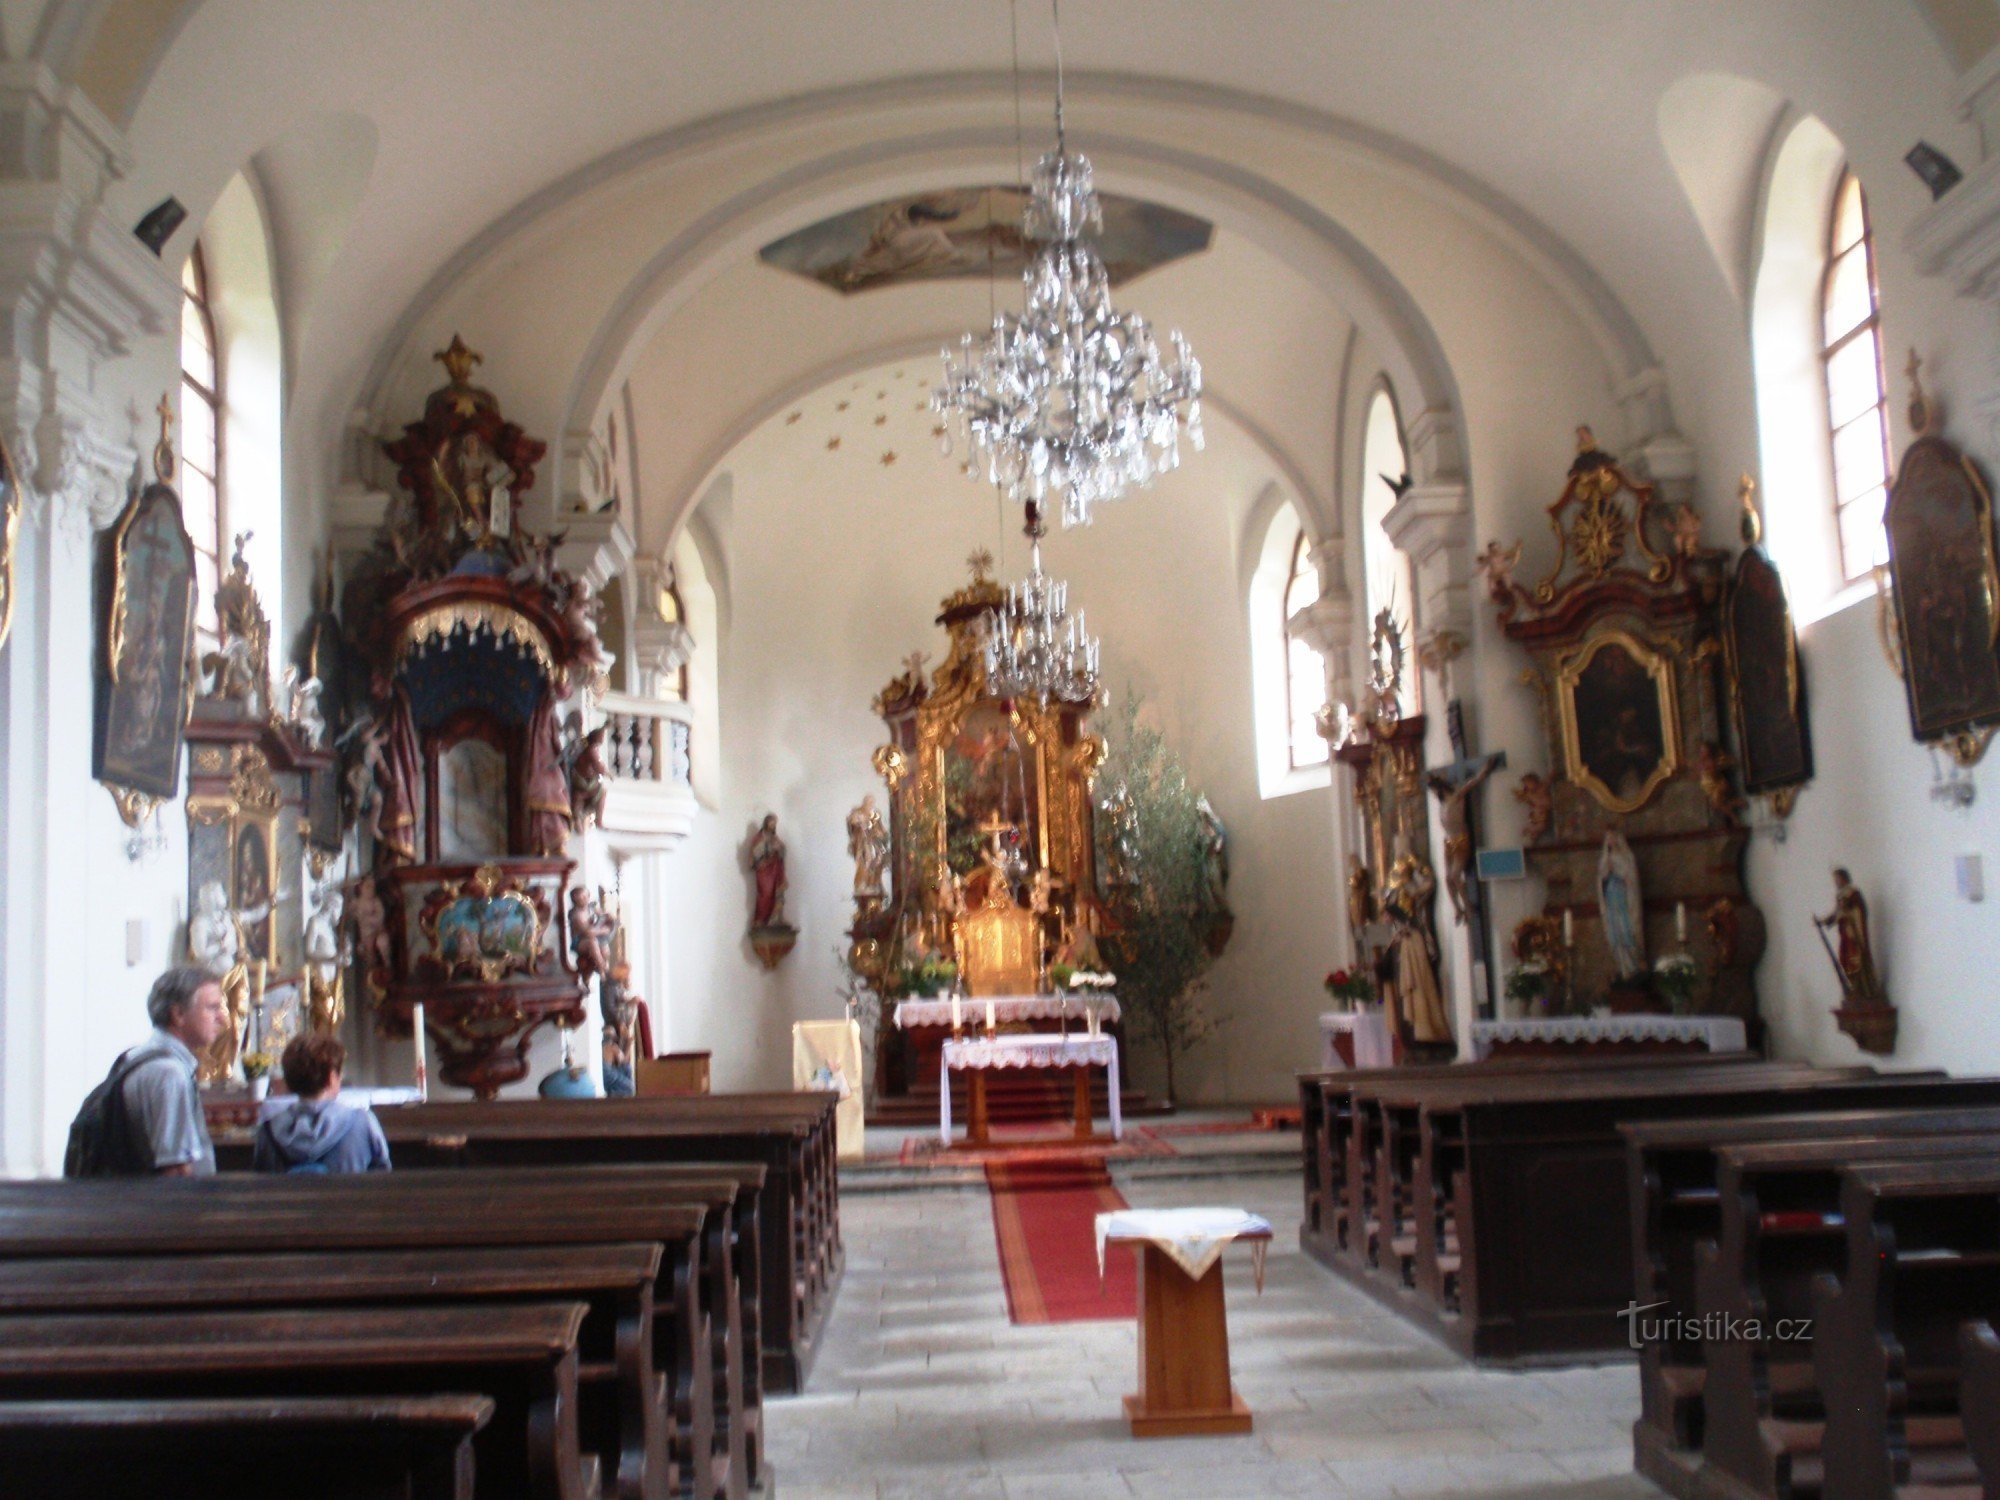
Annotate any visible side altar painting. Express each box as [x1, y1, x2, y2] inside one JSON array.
[[849, 556, 1230, 1109], [1483, 429, 1767, 1026]]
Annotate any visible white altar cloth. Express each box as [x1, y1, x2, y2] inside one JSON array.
[[895, 993, 1120, 1029], [939, 1031, 1121, 1143], [1318, 1010, 1395, 1070], [1470, 1014, 1747, 1058], [1095, 1207, 1273, 1288]]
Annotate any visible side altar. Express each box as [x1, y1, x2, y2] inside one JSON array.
[[851, 557, 1142, 1129]]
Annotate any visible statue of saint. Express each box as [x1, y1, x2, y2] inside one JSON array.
[[346, 874, 392, 992], [304, 884, 344, 1034], [1382, 843, 1452, 1046], [568, 720, 609, 829], [846, 795, 890, 902], [748, 814, 789, 928], [188, 883, 250, 1085], [569, 887, 613, 981], [1098, 780, 1140, 888], [1596, 830, 1647, 980], [1346, 854, 1376, 956], [1195, 795, 1230, 913], [1816, 867, 1885, 1004], [524, 697, 574, 857]]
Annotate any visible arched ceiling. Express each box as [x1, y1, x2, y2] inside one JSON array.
[[57, 0, 1984, 534]]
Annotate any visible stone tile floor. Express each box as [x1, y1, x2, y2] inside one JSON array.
[[768, 1163, 1661, 1498]]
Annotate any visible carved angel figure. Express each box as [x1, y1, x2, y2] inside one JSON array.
[[1476, 539, 1523, 605], [1695, 741, 1746, 823], [283, 669, 326, 749], [1514, 771, 1554, 845]]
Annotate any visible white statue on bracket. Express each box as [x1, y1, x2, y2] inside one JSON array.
[[1596, 829, 1646, 980]]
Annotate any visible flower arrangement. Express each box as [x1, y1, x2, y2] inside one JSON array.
[[1054, 965, 1116, 992], [241, 1050, 275, 1080], [1323, 967, 1375, 1007], [1503, 960, 1551, 1015], [899, 956, 958, 998], [1653, 951, 1701, 1015]]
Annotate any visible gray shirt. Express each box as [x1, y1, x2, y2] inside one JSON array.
[[121, 1028, 216, 1175]]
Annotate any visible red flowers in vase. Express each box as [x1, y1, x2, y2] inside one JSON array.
[[1324, 968, 1375, 1005]]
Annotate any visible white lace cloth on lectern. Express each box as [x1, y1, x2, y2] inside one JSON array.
[[894, 994, 1121, 1029], [1470, 1015, 1747, 1057], [1095, 1207, 1273, 1288]]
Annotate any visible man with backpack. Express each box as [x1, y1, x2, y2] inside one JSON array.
[[65, 965, 228, 1177], [251, 1033, 392, 1174]]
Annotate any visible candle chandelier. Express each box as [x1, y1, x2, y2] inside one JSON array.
[[934, 0, 1203, 528], [983, 501, 1100, 705]]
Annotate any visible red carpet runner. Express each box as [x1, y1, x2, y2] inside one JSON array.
[[986, 1156, 1138, 1324]]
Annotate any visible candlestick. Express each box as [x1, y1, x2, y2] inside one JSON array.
[[1562, 908, 1574, 947], [1675, 901, 1687, 944], [411, 1002, 429, 1100]]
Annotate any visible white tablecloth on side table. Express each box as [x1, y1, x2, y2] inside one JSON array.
[[1318, 1010, 1395, 1069], [1469, 1014, 1747, 1058], [1095, 1207, 1273, 1288], [940, 1031, 1121, 1143]]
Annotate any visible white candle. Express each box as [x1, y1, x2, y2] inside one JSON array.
[[951, 993, 962, 1032], [1563, 908, 1574, 947], [985, 997, 996, 1033], [411, 1002, 429, 1099], [1676, 902, 1687, 944]]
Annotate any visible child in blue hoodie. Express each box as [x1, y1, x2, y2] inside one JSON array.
[[252, 1033, 392, 1174]]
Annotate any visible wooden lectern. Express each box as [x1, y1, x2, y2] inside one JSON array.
[[1098, 1210, 1271, 1438]]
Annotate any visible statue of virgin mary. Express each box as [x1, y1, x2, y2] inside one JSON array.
[[1596, 830, 1646, 979]]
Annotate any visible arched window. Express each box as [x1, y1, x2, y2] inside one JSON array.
[[1821, 170, 1891, 582], [1283, 530, 1329, 770], [1249, 499, 1331, 798], [1360, 386, 1419, 716], [180, 242, 223, 641]]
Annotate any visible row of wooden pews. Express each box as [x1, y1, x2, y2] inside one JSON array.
[[1624, 1098, 2000, 1499], [1298, 1055, 2000, 1366], [0, 1090, 842, 1500]]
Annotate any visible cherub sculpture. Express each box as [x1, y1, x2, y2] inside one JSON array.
[[1514, 771, 1554, 844], [283, 668, 326, 749], [1476, 539, 1523, 605]]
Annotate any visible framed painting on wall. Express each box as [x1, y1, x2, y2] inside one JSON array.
[[94, 477, 198, 825], [1725, 539, 1812, 797], [1884, 386, 2000, 763], [1555, 629, 1682, 814]]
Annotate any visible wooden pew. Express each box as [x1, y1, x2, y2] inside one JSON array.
[[366, 1094, 838, 1395], [0, 1303, 592, 1500], [0, 1395, 494, 1500], [1813, 1157, 2000, 1500], [1958, 1320, 2000, 1499], [1696, 1132, 2000, 1500], [0, 1244, 672, 1500], [1620, 1098, 2000, 1471], [0, 1170, 719, 1500], [1329, 1066, 1976, 1363]]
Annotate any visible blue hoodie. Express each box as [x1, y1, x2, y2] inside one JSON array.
[[251, 1097, 393, 1174]]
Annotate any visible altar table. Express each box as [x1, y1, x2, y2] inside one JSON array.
[[1094, 1207, 1272, 1437], [1317, 1009, 1395, 1070], [894, 993, 1121, 1029], [1470, 1013, 1747, 1059], [940, 1032, 1121, 1146]]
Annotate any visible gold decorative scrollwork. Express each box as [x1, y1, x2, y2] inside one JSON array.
[[395, 599, 558, 680], [111, 786, 162, 827]]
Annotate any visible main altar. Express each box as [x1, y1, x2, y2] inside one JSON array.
[[853, 556, 1140, 1131]]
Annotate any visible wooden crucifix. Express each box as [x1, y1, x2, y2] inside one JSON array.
[[1426, 700, 1505, 1018]]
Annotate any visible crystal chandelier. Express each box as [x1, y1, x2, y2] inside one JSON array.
[[983, 501, 1100, 705], [934, 4, 1202, 527]]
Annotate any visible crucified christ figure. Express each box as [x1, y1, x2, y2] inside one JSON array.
[[1426, 754, 1502, 927]]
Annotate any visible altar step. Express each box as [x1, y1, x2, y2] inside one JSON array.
[[870, 1072, 1158, 1127]]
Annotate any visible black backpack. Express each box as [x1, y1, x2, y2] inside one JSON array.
[[63, 1049, 157, 1177]]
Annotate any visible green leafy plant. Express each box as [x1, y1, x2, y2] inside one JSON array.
[[1094, 692, 1226, 1108], [1504, 961, 1551, 1013], [1652, 951, 1700, 1015], [899, 955, 958, 998], [241, 1050, 275, 1080]]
